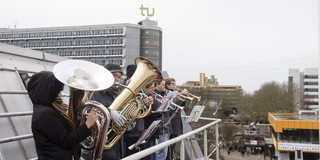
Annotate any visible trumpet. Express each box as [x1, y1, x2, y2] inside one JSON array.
[[175, 87, 201, 108], [153, 91, 184, 110]]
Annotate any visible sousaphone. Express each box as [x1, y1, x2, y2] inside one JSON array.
[[53, 59, 114, 160]]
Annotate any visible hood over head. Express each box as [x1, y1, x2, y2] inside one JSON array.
[[27, 71, 64, 106]]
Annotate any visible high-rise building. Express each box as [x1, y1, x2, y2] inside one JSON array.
[[0, 18, 162, 70], [289, 68, 319, 110]]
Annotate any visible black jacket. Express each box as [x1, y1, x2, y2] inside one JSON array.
[[169, 91, 185, 136], [28, 71, 91, 160]]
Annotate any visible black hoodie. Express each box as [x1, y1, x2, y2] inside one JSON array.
[[28, 71, 90, 160]]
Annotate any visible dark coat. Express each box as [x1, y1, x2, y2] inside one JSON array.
[[91, 87, 124, 160], [169, 91, 185, 136], [28, 71, 91, 160], [150, 89, 172, 137]]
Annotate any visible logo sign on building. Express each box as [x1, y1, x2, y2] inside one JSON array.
[[278, 143, 320, 153]]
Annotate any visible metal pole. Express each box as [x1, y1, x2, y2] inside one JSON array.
[[0, 90, 28, 94], [0, 111, 33, 118], [180, 140, 185, 160], [204, 129, 208, 160], [0, 134, 33, 144], [216, 124, 219, 160]]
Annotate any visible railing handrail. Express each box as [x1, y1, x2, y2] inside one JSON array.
[[0, 134, 33, 144], [0, 111, 33, 118], [122, 117, 221, 160]]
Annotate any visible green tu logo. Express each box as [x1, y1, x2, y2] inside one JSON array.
[[140, 4, 154, 17]]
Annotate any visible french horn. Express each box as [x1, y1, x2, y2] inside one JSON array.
[[53, 59, 114, 160]]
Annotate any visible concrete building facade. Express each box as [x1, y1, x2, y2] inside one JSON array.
[[0, 18, 162, 70], [289, 68, 319, 110], [178, 73, 242, 111]]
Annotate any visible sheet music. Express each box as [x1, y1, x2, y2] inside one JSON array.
[[187, 105, 205, 123], [156, 91, 177, 111], [128, 120, 161, 150]]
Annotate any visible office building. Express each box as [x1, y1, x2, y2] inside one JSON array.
[[0, 18, 162, 70], [289, 68, 319, 110]]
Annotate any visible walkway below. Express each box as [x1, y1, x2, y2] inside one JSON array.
[[220, 149, 266, 160]]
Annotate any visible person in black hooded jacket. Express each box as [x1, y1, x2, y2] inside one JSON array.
[[27, 71, 98, 160]]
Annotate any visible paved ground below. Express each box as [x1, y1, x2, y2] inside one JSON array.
[[220, 149, 268, 160]]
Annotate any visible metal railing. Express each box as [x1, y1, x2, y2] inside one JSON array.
[[122, 117, 221, 160], [0, 111, 33, 144]]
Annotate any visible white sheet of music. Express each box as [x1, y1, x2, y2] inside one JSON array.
[[156, 91, 177, 111], [187, 105, 205, 123]]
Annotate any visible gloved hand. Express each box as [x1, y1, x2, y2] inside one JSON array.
[[110, 110, 126, 127]]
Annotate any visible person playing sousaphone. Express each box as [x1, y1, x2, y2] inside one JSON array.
[[28, 71, 99, 160]]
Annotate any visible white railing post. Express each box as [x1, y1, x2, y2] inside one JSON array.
[[216, 124, 219, 160], [204, 129, 208, 160], [180, 140, 185, 160]]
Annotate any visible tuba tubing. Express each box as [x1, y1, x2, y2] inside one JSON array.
[[79, 101, 110, 160], [104, 57, 162, 150]]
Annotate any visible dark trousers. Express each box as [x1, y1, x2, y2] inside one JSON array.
[[166, 134, 178, 160], [124, 136, 140, 157]]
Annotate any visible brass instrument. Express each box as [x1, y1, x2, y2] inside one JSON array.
[[153, 91, 184, 110], [53, 59, 114, 160], [104, 57, 162, 150], [175, 87, 201, 108]]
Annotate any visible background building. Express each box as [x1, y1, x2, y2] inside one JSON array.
[[178, 73, 242, 114], [289, 68, 319, 110], [268, 111, 319, 160], [0, 18, 162, 70]]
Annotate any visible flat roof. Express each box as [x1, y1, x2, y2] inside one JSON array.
[[272, 113, 318, 121], [268, 112, 319, 132]]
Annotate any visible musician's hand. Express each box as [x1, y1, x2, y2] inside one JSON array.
[[147, 96, 153, 105], [110, 110, 126, 127], [161, 96, 166, 103], [85, 107, 99, 129], [182, 89, 189, 96]]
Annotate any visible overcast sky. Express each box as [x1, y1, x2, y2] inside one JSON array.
[[0, 0, 318, 93]]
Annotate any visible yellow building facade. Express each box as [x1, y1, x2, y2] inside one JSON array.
[[268, 112, 320, 160]]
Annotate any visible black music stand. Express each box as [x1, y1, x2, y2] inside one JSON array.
[[128, 120, 161, 150]]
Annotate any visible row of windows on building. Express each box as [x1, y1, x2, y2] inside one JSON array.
[[305, 101, 319, 106], [6, 38, 124, 48], [141, 38, 161, 47], [141, 29, 161, 37], [304, 75, 318, 79], [44, 48, 124, 57], [0, 28, 124, 39], [304, 88, 319, 92], [304, 95, 319, 99], [89, 58, 123, 66], [141, 48, 160, 57], [304, 81, 318, 85]]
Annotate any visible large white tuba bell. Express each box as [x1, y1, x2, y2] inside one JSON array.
[[53, 59, 114, 160]]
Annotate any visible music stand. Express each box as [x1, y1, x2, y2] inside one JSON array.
[[156, 91, 177, 112], [187, 105, 205, 123], [128, 120, 161, 150]]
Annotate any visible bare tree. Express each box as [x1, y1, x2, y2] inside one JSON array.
[[238, 81, 298, 123]]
